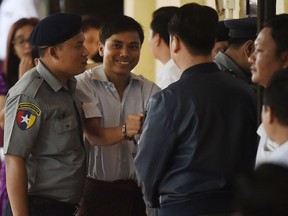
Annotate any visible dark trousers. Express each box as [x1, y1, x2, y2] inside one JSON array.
[[5, 196, 78, 216], [77, 177, 146, 216], [159, 200, 232, 216]]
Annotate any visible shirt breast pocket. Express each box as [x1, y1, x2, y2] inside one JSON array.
[[53, 116, 79, 152], [54, 116, 78, 133]]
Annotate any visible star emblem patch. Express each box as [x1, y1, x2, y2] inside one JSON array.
[[16, 102, 41, 130]]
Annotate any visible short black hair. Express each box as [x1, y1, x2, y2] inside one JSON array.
[[150, 6, 178, 47], [168, 3, 218, 56], [264, 68, 288, 126], [264, 14, 288, 57], [82, 15, 103, 32], [235, 163, 288, 216], [99, 15, 144, 45]]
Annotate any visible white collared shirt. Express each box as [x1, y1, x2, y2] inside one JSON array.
[[255, 123, 287, 167], [76, 65, 160, 181], [156, 59, 182, 89]]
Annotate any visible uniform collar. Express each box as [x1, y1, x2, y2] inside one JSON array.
[[214, 51, 251, 82], [36, 60, 76, 92], [214, 51, 242, 73]]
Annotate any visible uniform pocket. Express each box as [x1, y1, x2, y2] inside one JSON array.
[[52, 116, 80, 152], [54, 116, 77, 134]]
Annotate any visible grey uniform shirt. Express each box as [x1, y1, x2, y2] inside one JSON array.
[[214, 51, 251, 84], [4, 60, 86, 204], [76, 65, 160, 181]]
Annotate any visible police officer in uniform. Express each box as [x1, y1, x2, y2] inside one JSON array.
[[214, 17, 257, 88], [3, 13, 88, 216]]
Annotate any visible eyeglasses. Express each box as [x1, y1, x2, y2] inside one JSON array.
[[12, 38, 30, 47]]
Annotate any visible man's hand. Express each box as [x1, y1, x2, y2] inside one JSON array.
[[125, 113, 144, 138], [19, 54, 34, 78]]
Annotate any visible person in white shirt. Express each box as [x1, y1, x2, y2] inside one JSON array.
[[149, 6, 181, 89], [260, 68, 288, 167], [75, 15, 160, 216]]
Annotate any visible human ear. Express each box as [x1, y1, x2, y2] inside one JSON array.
[[262, 105, 275, 124], [98, 42, 104, 57], [280, 51, 288, 69], [33, 58, 39, 65], [170, 36, 180, 54], [244, 40, 254, 57], [48, 46, 59, 59], [153, 33, 161, 46]]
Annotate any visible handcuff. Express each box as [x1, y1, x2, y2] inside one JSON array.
[[121, 123, 134, 140], [122, 123, 137, 145]]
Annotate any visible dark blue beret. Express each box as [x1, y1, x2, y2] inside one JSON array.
[[29, 13, 82, 46], [224, 17, 257, 38], [216, 20, 230, 42]]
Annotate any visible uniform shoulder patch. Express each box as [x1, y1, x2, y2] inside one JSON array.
[[16, 102, 41, 130]]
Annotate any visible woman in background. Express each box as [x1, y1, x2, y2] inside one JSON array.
[[0, 17, 39, 216]]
